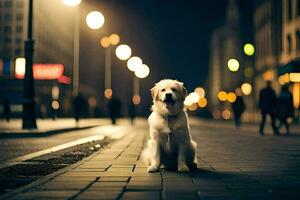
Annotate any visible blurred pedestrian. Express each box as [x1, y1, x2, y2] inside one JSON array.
[[72, 93, 87, 124], [128, 103, 136, 125], [231, 95, 245, 127], [107, 97, 122, 125], [3, 99, 11, 122], [277, 85, 294, 135], [258, 81, 279, 135]]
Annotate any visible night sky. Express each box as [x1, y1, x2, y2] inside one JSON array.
[[79, 0, 254, 111]]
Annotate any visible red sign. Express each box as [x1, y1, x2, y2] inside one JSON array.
[[16, 64, 64, 80]]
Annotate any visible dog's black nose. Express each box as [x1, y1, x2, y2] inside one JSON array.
[[165, 93, 172, 99]]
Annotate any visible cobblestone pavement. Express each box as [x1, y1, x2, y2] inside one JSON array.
[[2, 119, 300, 200]]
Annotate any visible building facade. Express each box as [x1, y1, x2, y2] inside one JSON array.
[[0, 0, 75, 117]]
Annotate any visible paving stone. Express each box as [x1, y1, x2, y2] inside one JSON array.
[[37, 181, 89, 190], [121, 191, 160, 200]]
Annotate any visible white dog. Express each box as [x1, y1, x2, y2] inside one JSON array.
[[142, 79, 197, 172]]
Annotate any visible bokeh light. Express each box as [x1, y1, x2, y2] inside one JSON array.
[[15, 57, 26, 79], [241, 83, 252, 95], [198, 98, 207, 108], [115, 44, 132, 60], [88, 97, 97, 108], [127, 56, 143, 72], [104, 88, 113, 99], [184, 95, 194, 106], [243, 43, 255, 56], [235, 88, 242, 96], [263, 70, 274, 81], [86, 11, 105, 30], [227, 58, 239, 72], [51, 100, 60, 110], [187, 103, 198, 111], [100, 36, 110, 48], [222, 109, 231, 119], [62, 0, 81, 7], [189, 92, 200, 103], [109, 34, 120, 45], [217, 91, 227, 101], [227, 92, 237, 103], [194, 87, 205, 98], [244, 67, 254, 78], [135, 64, 150, 79], [132, 94, 141, 105], [290, 73, 300, 82]]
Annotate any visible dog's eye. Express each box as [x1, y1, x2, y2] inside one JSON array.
[[161, 89, 166, 92], [171, 88, 177, 92]]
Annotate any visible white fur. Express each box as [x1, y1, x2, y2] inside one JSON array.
[[142, 79, 197, 172]]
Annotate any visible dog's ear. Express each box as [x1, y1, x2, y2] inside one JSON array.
[[176, 81, 187, 100], [150, 85, 159, 100]]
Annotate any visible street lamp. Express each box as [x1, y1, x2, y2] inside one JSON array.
[[100, 34, 120, 99], [241, 83, 252, 96], [62, 0, 82, 96], [243, 43, 255, 56], [133, 64, 149, 105], [134, 64, 150, 79], [115, 44, 132, 60], [23, 0, 37, 129], [127, 56, 142, 72], [86, 11, 105, 30]]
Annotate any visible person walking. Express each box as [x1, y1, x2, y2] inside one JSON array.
[[107, 97, 122, 125], [231, 95, 245, 128], [258, 81, 279, 135], [72, 93, 87, 124], [128, 103, 136, 125], [277, 85, 294, 135], [3, 99, 11, 122]]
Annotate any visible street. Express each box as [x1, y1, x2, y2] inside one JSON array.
[[0, 118, 299, 199]]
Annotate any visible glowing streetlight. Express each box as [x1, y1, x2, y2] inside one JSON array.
[[198, 98, 207, 108], [115, 44, 132, 60], [104, 88, 113, 99], [100, 36, 110, 48], [86, 11, 105, 30], [227, 58, 239, 72], [132, 94, 141, 105], [109, 34, 120, 45], [241, 83, 252, 95], [135, 64, 150, 79], [243, 43, 255, 56], [189, 92, 200, 103], [290, 73, 300, 82], [62, 0, 81, 7], [15, 58, 26, 79], [127, 56, 143, 72]]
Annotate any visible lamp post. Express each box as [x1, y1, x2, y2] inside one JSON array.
[[100, 34, 120, 99], [133, 64, 150, 105], [22, 0, 37, 129], [62, 0, 82, 97]]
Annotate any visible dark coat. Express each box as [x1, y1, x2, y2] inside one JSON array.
[[277, 91, 294, 119], [258, 87, 277, 114]]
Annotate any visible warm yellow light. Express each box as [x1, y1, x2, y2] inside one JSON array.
[[198, 98, 207, 108], [218, 91, 227, 101], [278, 75, 285, 85], [127, 56, 143, 72], [188, 92, 200, 103], [184, 95, 193, 106], [212, 110, 221, 119], [227, 58, 239, 72], [100, 36, 110, 48], [293, 82, 300, 108], [194, 87, 205, 98], [51, 100, 60, 110], [132, 94, 141, 105], [290, 73, 300, 82], [115, 44, 132, 60], [62, 0, 81, 7], [104, 88, 112, 99], [15, 57, 26, 78], [222, 109, 231, 119], [109, 34, 120, 45], [243, 43, 255, 56], [283, 73, 290, 83], [135, 64, 150, 79], [188, 103, 198, 111], [241, 83, 252, 95], [86, 11, 105, 30], [52, 86, 59, 99], [227, 92, 237, 103], [263, 70, 274, 81]]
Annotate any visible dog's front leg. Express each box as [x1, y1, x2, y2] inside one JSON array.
[[147, 138, 160, 172]]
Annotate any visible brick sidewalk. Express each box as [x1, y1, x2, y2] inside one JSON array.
[[2, 121, 300, 200]]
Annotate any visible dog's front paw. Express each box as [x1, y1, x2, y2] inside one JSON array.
[[147, 165, 159, 173]]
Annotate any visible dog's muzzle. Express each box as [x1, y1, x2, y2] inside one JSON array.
[[163, 93, 176, 108]]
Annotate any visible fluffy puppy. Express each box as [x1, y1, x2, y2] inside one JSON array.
[[142, 79, 197, 172]]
